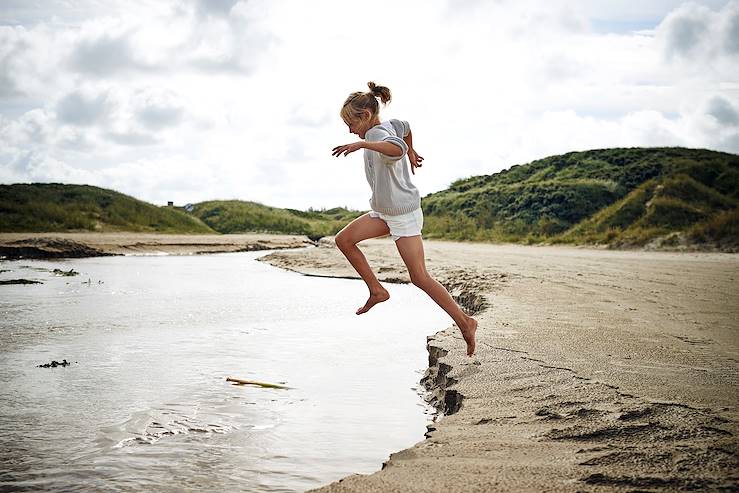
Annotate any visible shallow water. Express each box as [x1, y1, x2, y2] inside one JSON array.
[[0, 250, 450, 492]]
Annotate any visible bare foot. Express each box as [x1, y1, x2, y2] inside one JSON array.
[[459, 317, 477, 356], [356, 288, 390, 315]]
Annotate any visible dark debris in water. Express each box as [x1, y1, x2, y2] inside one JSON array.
[[0, 278, 43, 285], [53, 268, 79, 276], [37, 359, 74, 368]]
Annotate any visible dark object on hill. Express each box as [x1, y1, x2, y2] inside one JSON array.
[[0, 278, 43, 285], [38, 359, 72, 368], [0, 237, 118, 259]]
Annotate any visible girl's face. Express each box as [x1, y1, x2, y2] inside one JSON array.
[[343, 118, 364, 138], [343, 110, 374, 138]]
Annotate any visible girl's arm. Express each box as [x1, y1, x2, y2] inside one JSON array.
[[364, 141, 403, 157], [331, 140, 403, 157], [403, 129, 413, 150], [404, 129, 424, 174]]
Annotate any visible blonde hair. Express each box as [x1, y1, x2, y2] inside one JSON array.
[[340, 81, 392, 123]]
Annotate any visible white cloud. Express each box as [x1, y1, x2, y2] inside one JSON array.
[[0, 0, 737, 210], [657, 0, 739, 59], [56, 89, 113, 126], [130, 87, 185, 130], [706, 94, 739, 125], [194, 0, 240, 18], [69, 30, 143, 76]]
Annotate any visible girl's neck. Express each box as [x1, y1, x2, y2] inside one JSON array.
[[359, 116, 381, 138]]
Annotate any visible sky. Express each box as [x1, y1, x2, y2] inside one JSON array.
[[0, 0, 738, 210]]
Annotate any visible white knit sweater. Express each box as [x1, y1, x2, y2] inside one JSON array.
[[363, 119, 421, 215]]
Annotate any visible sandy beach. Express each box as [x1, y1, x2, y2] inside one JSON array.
[[2, 232, 737, 491], [259, 238, 739, 492]]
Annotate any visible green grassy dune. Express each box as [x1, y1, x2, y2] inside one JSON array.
[[0, 183, 214, 233], [1, 147, 737, 250], [0, 183, 362, 239], [421, 147, 738, 249], [189, 200, 361, 240]]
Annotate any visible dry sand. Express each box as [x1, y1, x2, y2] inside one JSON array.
[[259, 238, 739, 492]]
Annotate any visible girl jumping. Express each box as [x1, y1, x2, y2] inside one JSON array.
[[331, 81, 478, 357]]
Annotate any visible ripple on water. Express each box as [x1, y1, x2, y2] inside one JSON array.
[[97, 400, 250, 450]]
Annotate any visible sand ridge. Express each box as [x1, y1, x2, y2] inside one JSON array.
[[0, 232, 312, 258]]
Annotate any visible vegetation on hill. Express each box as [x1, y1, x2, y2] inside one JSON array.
[[2, 147, 736, 251], [0, 183, 214, 233], [0, 183, 362, 238], [421, 147, 738, 249], [189, 200, 362, 239]]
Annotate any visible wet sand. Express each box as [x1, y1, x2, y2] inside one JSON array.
[[259, 238, 739, 492], [0, 232, 312, 258]]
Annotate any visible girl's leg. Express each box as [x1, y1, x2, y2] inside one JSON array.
[[395, 235, 477, 356], [335, 213, 392, 315]]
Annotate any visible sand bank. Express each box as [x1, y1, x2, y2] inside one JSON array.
[[259, 238, 739, 492], [0, 232, 312, 258]]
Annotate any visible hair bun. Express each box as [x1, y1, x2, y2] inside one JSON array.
[[366, 81, 391, 104]]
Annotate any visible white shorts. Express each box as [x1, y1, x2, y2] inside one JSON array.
[[368, 208, 423, 241]]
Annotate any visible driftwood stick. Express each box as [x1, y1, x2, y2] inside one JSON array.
[[226, 377, 290, 389]]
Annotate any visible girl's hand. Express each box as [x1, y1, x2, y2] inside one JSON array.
[[408, 148, 424, 174], [332, 142, 364, 157]]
